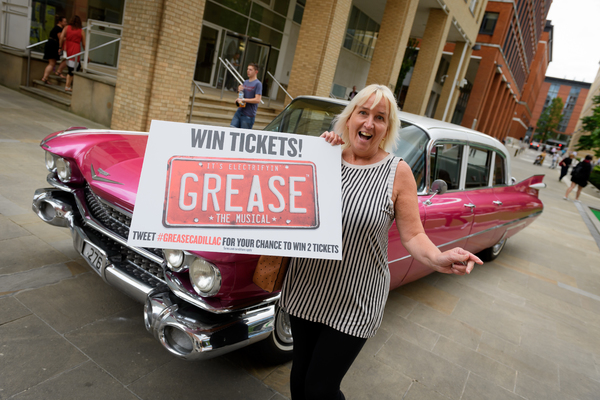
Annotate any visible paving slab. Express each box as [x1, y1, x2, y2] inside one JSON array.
[[10, 361, 139, 400], [0, 314, 88, 399], [64, 307, 176, 385], [0, 296, 31, 325], [15, 272, 137, 334]]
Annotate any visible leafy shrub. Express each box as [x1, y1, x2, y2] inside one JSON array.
[[590, 165, 600, 190]]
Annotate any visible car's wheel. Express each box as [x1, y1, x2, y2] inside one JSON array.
[[253, 306, 293, 364], [477, 237, 507, 261]]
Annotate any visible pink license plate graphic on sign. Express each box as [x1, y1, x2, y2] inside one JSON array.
[[163, 157, 319, 228]]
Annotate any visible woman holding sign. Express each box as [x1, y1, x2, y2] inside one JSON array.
[[279, 84, 483, 400]]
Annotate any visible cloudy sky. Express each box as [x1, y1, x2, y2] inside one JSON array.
[[545, 0, 600, 83]]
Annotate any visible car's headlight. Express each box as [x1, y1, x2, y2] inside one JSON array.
[[189, 258, 221, 297], [45, 151, 57, 172], [163, 249, 185, 271], [55, 157, 72, 182]]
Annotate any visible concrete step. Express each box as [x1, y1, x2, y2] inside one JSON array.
[[32, 80, 72, 100], [189, 111, 274, 127], [19, 86, 71, 111], [188, 103, 280, 120]]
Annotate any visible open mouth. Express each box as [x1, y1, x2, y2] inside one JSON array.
[[358, 131, 373, 140]]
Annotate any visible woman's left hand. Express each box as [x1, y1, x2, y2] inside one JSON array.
[[320, 131, 345, 146], [432, 248, 483, 275]]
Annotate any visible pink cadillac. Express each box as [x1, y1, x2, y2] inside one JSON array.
[[32, 96, 544, 362]]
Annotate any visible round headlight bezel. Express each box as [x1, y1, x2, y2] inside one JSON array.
[[45, 151, 57, 172], [55, 157, 72, 182], [163, 249, 185, 272], [189, 258, 221, 297]]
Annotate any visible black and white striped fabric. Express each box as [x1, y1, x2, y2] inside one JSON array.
[[280, 154, 402, 338]]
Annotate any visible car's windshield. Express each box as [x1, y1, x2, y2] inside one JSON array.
[[263, 98, 344, 136], [264, 98, 430, 191]]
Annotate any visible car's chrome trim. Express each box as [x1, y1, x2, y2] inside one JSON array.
[[165, 270, 280, 314], [387, 210, 542, 264], [41, 129, 148, 146], [47, 173, 76, 193], [144, 288, 275, 360], [91, 164, 124, 185]]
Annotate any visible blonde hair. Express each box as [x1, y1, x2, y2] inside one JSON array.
[[333, 84, 400, 152]]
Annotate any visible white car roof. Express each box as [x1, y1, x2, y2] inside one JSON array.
[[295, 95, 510, 156]]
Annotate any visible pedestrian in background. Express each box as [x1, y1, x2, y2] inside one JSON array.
[[564, 155, 593, 201], [230, 63, 262, 129], [60, 15, 85, 92], [550, 151, 560, 169], [280, 84, 482, 400], [558, 153, 575, 181], [41, 15, 67, 84], [348, 86, 358, 100]]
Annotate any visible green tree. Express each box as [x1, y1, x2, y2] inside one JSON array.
[[575, 94, 600, 157], [536, 97, 564, 143]]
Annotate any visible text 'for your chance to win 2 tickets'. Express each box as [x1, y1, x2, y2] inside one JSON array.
[[127, 121, 342, 260]]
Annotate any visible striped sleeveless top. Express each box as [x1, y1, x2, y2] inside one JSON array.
[[280, 153, 401, 338]]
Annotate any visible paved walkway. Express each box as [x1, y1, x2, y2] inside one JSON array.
[[1, 84, 600, 399]]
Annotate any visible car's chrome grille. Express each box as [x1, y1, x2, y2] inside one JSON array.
[[84, 185, 165, 284]]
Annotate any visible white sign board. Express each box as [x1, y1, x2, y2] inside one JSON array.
[[128, 121, 342, 260]]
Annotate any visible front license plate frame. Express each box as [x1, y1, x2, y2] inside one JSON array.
[[81, 240, 108, 272]]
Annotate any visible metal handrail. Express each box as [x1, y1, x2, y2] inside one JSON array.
[[26, 40, 48, 49], [188, 81, 205, 123], [266, 71, 292, 106], [64, 38, 120, 61], [329, 92, 338, 99]]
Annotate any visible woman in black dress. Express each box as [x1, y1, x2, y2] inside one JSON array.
[[41, 15, 67, 84]]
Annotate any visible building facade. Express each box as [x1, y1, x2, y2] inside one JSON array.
[[458, 0, 553, 143], [529, 77, 590, 143]]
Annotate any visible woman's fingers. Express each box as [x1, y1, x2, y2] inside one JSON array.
[[320, 131, 345, 146]]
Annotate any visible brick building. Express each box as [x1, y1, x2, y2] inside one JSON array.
[[457, 0, 553, 142], [529, 77, 590, 144]]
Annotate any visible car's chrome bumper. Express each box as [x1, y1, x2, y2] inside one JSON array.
[[32, 187, 276, 360]]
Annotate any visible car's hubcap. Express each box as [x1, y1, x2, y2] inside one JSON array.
[[492, 238, 507, 256], [275, 309, 293, 345]]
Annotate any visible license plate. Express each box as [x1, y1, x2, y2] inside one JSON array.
[[81, 240, 107, 271], [163, 157, 319, 228]]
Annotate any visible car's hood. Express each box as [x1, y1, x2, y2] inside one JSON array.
[[41, 129, 148, 212]]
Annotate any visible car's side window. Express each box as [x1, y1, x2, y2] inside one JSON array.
[[429, 143, 463, 191], [493, 152, 506, 186], [466, 146, 492, 189]]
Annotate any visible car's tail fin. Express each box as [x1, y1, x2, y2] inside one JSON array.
[[513, 174, 545, 197]]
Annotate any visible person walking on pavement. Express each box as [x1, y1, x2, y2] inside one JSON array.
[[230, 63, 262, 129], [558, 153, 575, 181], [564, 155, 593, 201], [59, 15, 85, 92], [550, 151, 560, 169], [41, 15, 67, 84]]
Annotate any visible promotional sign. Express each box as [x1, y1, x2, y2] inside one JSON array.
[[127, 121, 342, 260]]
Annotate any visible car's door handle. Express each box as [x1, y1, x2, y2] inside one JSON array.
[[464, 203, 476, 209], [493, 200, 503, 206]]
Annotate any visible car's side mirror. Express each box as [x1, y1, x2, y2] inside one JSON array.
[[423, 179, 448, 206], [510, 177, 517, 185]]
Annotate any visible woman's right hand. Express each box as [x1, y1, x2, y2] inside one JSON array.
[[320, 131, 345, 146]]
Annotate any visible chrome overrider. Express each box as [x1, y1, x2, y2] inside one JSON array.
[[32, 184, 277, 360]]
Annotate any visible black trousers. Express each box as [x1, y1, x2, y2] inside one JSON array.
[[559, 165, 569, 181], [289, 315, 367, 400]]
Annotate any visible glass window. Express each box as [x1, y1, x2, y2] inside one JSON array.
[[204, 2, 248, 35], [212, 0, 252, 15], [493, 152, 506, 186], [394, 125, 429, 192], [430, 143, 464, 191], [342, 6, 379, 61], [466, 146, 492, 188], [273, 0, 290, 16], [293, 0, 305, 24], [263, 98, 344, 136], [479, 12, 499, 35], [252, 3, 286, 31], [248, 21, 283, 48]]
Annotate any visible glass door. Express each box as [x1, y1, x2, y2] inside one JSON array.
[[215, 31, 246, 89], [193, 23, 221, 84]]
